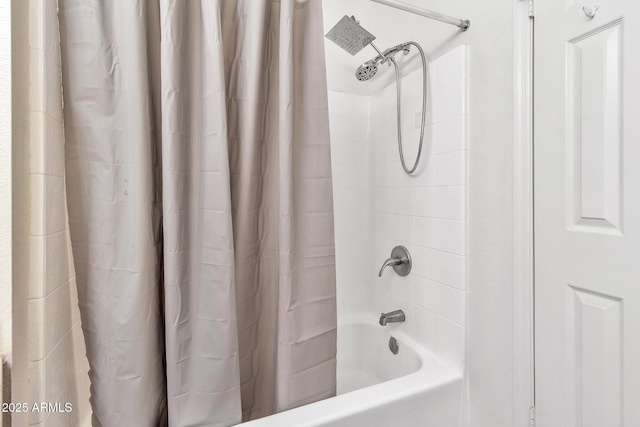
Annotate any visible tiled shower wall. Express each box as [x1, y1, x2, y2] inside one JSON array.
[[329, 46, 468, 369], [327, 92, 370, 315]]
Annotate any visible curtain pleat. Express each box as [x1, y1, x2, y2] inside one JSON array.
[[59, 0, 335, 426], [158, 1, 242, 425], [59, 1, 166, 426]]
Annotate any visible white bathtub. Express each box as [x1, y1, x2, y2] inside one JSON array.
[[241, 313, 464, 427]]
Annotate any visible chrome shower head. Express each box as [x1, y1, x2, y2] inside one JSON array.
[[325, 15, 376, 56], [355, 60, 378, 81]]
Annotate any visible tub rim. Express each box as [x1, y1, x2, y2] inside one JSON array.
[[239, 311, 463, 426]]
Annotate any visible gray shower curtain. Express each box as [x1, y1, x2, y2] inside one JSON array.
[[58, 1, 336, 426]]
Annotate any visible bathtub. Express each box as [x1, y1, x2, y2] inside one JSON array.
[[241, 312, 464, 427]]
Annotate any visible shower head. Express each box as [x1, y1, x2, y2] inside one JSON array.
[[355, 60, 378, 81], [325, 15, 376, 56]]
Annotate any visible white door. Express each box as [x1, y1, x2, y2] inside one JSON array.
[[535, 0, 640, 426]]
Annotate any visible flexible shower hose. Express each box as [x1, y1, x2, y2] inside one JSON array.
[[389, 41, 428, 174]]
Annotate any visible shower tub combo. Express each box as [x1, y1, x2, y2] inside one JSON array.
[[242, 313, 464, 427], [242, 3, 470, 426]]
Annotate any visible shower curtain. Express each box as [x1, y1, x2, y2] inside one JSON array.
[[58, 1, 337, 426]]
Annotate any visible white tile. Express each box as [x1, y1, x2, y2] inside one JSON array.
[[436, 187, 466, 220], [332, 163, 364, 189], [435, 284, 466, 326], [433, 81, 466, 123], [29, 0, 44, 50], [334, 213, 365, 237], [436, 151, 466, 186], [395, 161, 415, 189], [43, 0, 64, 120], [45, 231, 73, 295], [414, 276, 437, 311], [402, 119, 416, 144], [411, 155, 437, 187], [370, 138, 385, 165], [400, 68, 420, 103], [372, 213, 397, 240], [436, 316, 465, 361], [43, 329, 76, 403], [396, 215, 414, 245], [371, 188, 396, 213], [44, 115, 65, 177], [337, 282, 367, 313], [335, 238, 365, 262], [29, 360, 46, 424], [336, 257, 365, 287], [387, 271, 414, 302], [333, 188, 358, 213], [435, 220, 466, 255], [436, 116, 466, 154], [415, 187, 437, 217], [28, 298, 44, 362], [427, 61, 438, 95], [372, 188, 395, 214], [382, 136, 399, 161], [328, 116, 367, 141], [411, 103, 425, 132], [379, 83, 396, 106], [412, 245, 436, 280], [369, 114, 385, 141], [29, 236, 45, 299], [382, 161, 402, 188], [331, 141, 365, 166], [370, 107, 396, 139], [414, 306, 437, 346], [395, 187, 415, 216], [29, 49, 44, 112], [45, 176, 67, 234], [44, 280, 73, 357], [436, 46, 466, 89], [414, 217, 435, 248], [29, 112, 45, 174], [436, 252, 466, 291], [30, 174, 45, 236], [328, 91, 368, 118], [416, 126, 436, 165]]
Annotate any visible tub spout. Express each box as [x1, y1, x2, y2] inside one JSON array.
[[379, 309, 406, 326]]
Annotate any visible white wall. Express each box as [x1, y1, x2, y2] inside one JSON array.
[[0, 0, 12, 368], [464, 1, 514, 425], [0, 2, 13, 414]]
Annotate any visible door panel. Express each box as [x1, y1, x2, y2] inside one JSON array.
[[535, 0, 640, 426]]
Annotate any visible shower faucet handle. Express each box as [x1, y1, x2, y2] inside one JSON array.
[[378, 246, 412, 277]]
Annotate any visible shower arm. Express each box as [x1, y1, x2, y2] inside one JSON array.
[[368, 42, 391, 65], [370, 0, 470, 31], [368, 42, 411, 67]]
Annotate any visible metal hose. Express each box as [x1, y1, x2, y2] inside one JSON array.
[[389, 41, 428, 174]]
